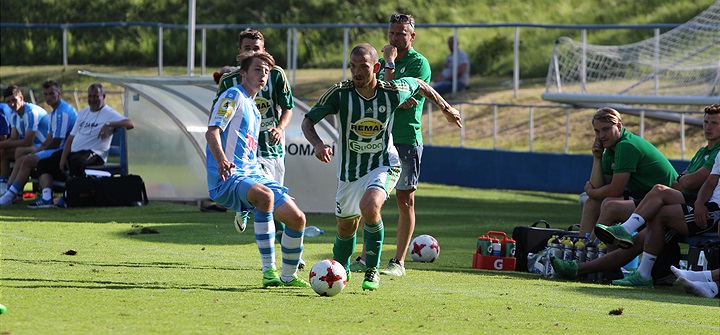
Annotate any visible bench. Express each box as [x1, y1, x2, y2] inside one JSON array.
[[29, 127, 129, 191], [678, 231, 719, 267]]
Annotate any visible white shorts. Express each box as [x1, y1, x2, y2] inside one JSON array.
[[335, 166, 401, 219], [258, 156, 285, 185]]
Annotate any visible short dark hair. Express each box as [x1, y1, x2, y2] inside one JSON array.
[[237, 52, 275, 71], [237, 29, 264, 49], [3, 85, 21, 99], [351, 43, 379, 63], [88, 83, 105, 93], [390, 13, 415, 30], [42, 80, 60, 91], [704, 104, 720, 115]]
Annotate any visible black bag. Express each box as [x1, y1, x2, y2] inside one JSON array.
[[66, 174, 148, 207], [512, 220, 575, 272], [688, 240, 720, 271]]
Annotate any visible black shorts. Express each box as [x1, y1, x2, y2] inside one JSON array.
[[679, 202, 720, 236]]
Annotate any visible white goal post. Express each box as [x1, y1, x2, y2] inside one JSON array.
[[543, 1, 720, 106]]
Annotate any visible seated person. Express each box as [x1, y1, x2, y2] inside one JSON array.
[[579, 108, 678, 236], [0, 85, 50, 194], [35, 83, 133, 208], [554, 152, 720, 287], [432, 36, 469, 95], [593, 104, 720, 233], [0, 80, 77, 207], [0, 102, 11, 141]]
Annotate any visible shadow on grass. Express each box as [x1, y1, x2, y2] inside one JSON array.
[[413, 265, 720, 308], [1, 189, 580, 246], [1, 276, 311, 294]]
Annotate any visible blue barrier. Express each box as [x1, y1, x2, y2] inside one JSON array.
[[420, 146, 689, 194]]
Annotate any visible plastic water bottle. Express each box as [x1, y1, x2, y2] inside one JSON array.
[[562, 236, 574, 261], [622, 232, 639, 271], [491, 237, 502, 256], [574, 238, 586, 263], [304, 226, 324, 237], [584, 234, 597, 281], [596, 242, 607, 281]]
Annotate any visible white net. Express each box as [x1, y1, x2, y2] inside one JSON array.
[[545, 1, 720, 100]]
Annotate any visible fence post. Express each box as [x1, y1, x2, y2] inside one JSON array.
[[654, 28, 660, 95], [680, 112, 685, 160], [426, 103, 432, 145], [513, 27, 520, 98], [581, 29, 587, 93], [460, 103, 465, 147], [639, 110, 645, 138], [493, 105, 498, 150], [158, 26, 164, 76], [342, 28, 349, 81], [565, 109, 571, 154], [201, 28, 206, 75], [529, 107, 534, 152], [62, 26, 68, 69]]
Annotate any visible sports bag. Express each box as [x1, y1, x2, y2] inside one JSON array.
[[512, 220, 576, 272], [67, 174, 148, 207]]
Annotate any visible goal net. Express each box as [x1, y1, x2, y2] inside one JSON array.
[[543, 1, 720, 105]]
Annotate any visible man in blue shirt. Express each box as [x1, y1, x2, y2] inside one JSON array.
[[0, 85, 49, 194], [0, 81, 77, 207]]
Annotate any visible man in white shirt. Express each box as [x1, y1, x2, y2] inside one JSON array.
[[432, 36, 470, 95]]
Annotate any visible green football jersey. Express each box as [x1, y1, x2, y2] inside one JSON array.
[[377, 47, 431, 146], [212, 65, 294, 158], [602, 127, 678, 195], [306, 78, 420, 182]]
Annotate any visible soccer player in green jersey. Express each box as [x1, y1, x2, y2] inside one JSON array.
[[213, 29, 300, 266], [349, 13, 435, 277], [301, 43, 462, 290]]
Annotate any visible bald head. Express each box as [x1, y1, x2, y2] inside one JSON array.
[[351, 43, 379, 63]]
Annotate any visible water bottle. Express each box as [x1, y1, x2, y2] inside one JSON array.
[[562, 236, 574, 261], [574, 238, 586, 263], [504, 237, 516, 258], [622, 232, 639, 271], [584, 234, 597, 281], [548, 235, 563, 260], [304, 226, 324, 237], [491, 237, 502, 257], [477, 235, 492, 256], [596, 242, 607, 281]]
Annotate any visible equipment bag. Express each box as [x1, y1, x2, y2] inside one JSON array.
[[67, 174, 148, 207], [688, 240, 720, 271], [512, 220, 576, 272]]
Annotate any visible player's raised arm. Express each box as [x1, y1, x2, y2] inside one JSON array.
[[301, 116, 333, 163], [414, 78, 463, 128]]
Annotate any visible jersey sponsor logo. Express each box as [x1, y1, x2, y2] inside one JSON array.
[[218, 98, 235, 118], [255, 97, 271, 114], [260, 117, 276, 131], [349, 139, 383, 154], [246, 133, 258, 152], [351, 118, 384, 138]]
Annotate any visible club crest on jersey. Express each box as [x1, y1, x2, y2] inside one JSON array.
[[255, 97, 271, 114], [218, 98, 235, 118], [351, 118, 384, 138]]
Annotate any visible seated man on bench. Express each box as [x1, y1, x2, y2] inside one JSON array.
[[34, 83, 133, 208], [0, 80, 77, 207]]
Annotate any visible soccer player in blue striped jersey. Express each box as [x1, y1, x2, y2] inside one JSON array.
[[302, 43, 462, 290], [0, 85, 50, 194], [1, 80, 77, 207], [213, 30, 297, 260], [206, 52, 309, 289]]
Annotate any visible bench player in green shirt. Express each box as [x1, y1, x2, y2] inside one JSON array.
[[579, 107, 679, 237], [302, 43, 462, 290]]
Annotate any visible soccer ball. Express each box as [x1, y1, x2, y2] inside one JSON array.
[[410, 234, 440, 262], [309, 259, 347, 297]]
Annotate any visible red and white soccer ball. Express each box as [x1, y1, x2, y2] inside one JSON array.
[[410, 234, 440, 262], [309, 259, 347, 297]]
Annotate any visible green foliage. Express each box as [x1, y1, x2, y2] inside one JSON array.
[[0, 0, 716, 76]]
